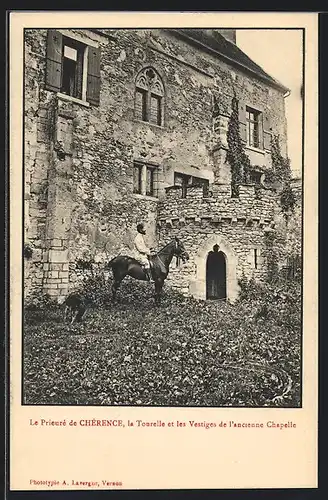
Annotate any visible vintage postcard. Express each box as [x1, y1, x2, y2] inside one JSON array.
[[9, 11, 318, 491]]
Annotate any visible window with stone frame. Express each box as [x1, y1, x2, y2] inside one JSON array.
[[246, 107, 262, 148], [45, 30, 101, 105], [238, 101, 272, 150], [135, 67, 164, 126], [251, 247, 264, 270], [133, 161, 159, 197]]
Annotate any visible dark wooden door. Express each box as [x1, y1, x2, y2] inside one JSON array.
[[206, 250, 227, 300]]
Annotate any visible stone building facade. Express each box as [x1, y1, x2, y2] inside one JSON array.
[[24, 28, 294, 302]]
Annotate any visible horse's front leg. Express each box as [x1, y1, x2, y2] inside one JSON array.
[[154, 279, 164, 306]]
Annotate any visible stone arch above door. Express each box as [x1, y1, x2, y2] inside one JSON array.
[[189, 233, 239, 302]]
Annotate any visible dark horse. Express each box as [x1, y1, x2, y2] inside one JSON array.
[[106, 237, 189, 305]]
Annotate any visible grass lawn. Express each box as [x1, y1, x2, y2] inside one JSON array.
[[23, 278, 301, 407]]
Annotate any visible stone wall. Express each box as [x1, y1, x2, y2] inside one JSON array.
[[24, 31, 56, 298], [159, 184, 276, 224], [24, 28, 289, 300], [158, 184, 277, 301], [158, 217, 271, 302]]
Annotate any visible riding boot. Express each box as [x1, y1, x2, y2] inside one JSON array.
[[144, 267, 152, 281]]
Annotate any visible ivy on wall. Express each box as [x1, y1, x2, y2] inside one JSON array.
[[265, 135, 296, 216], [226, 95, 251, 197], [266, 135, 290, 183], [263, 136, 300, 280]]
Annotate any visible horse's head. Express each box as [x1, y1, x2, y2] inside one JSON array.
[[173, 237, 189, 263]]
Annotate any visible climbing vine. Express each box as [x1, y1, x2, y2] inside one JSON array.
[[226, 95, 251, 197], [265, 135, 296, 216]]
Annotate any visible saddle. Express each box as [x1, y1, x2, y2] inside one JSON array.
[[130, 253, 166, 276]]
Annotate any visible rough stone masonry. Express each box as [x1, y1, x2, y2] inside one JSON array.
[[24, 28, 297, 302]]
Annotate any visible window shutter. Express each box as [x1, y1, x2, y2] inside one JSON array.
[[263, 113, 272, 151], [238, 101, 247, 143], [86, 46, 101, 106], [45, 30, 63, 92]]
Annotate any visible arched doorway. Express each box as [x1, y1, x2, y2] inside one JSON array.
[[189, 233, 238, 302], [206, 245, 227, 300]]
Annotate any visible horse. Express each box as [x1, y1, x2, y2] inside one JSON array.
[[106, 237, 189, 305]]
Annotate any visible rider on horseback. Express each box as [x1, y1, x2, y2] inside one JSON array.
[[134, 223, 152, 281]]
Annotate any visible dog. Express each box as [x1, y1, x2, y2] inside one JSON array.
[[60, 293, 92, 324]]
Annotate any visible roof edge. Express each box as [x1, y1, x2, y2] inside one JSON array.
[[168, 29, 290, 94]]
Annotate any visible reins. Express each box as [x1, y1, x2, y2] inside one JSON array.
[[153, 239, 178, 269]]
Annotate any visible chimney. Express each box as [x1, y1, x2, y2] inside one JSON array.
[[216, 29, 236, 44]]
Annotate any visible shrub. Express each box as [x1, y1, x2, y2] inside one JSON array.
[[24, 290, 61, 324], [75, 259, 94, 270], [79, 270, 112, 308], [237, 273, 301, 332]]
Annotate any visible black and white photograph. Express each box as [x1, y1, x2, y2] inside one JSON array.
[[22, 26, 303, 408]]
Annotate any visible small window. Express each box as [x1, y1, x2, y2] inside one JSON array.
[[246, 107, 261, 148], [133, 161, 158, 197], [135, 67, 164, 126], [254, 249, 258, 269]]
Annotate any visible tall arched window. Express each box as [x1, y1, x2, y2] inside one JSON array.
[[135, 67, 164, 126]]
